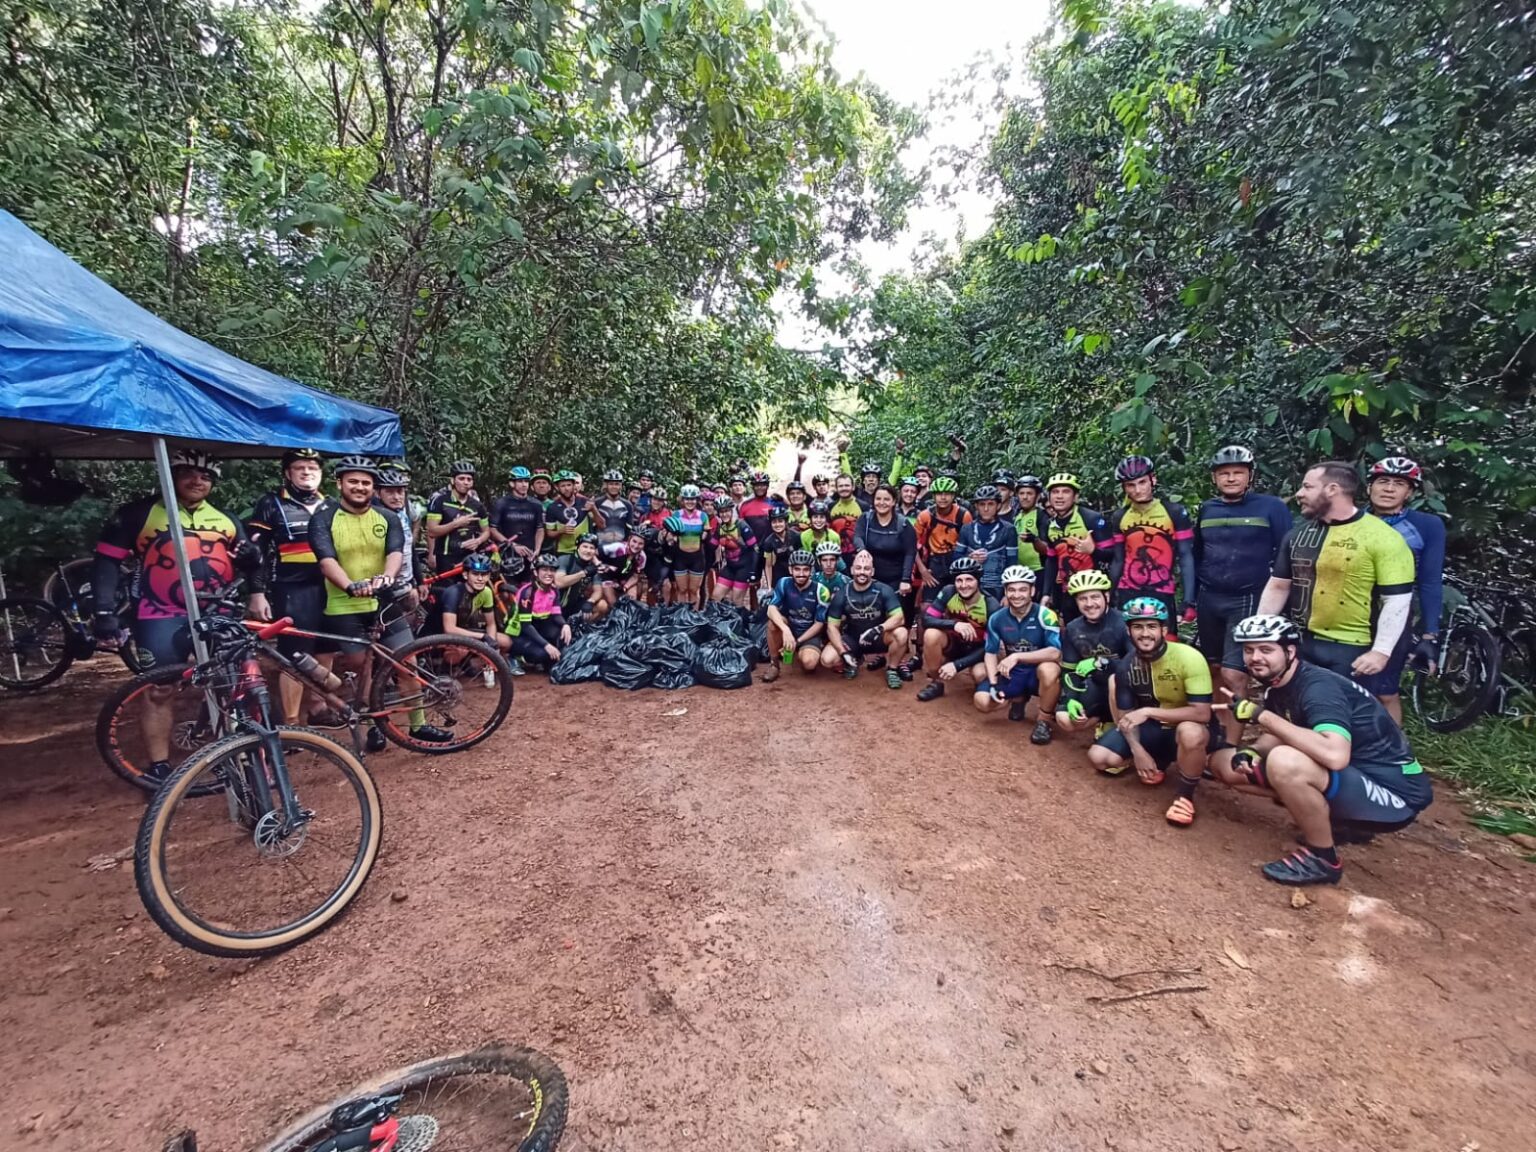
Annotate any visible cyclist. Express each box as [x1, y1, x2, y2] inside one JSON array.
[[825, 550, 909, 689], [664, 483, 712, 607], [992, 469, 1016, 518], [711, 496, 758, 606], [1191, 445, 1294, 742], [635, 468, 657, 516], [594, 468, 637, 537], [93, 449, 253, 781], [438, 551, 499, 648], [758, 506, 796, 590], [246, 448, 329, 725], [1087, 597, 1212, 827], [1362, 456, 1446, 722], [828, 475, 865, 560], [374, 464, 418, 606], [555, 533, 609, 621], [1013, 475, 1048, 579], [1041, 472, 1119, 622], [914, 477, 971, 591], [957, 484, 1018, 600], [911, 463, 934, 503], [810, 473, 832, 503], [896, 476, 922, 524], [643, 486, 673, 603], [504, 554, 571, 669], [812, 540, 849, 599], [530, 469, 554, 505], [975, 566, 1062, 742], [740, 470, 781, 568], [1106, 455, 1196, 630], [610, 526, 651, 601], [424, 460, 491, 570], [490, 465, 547, 562], [1257, 461, 1414, 684], [855, 484, 918, 660], [1206, 615, 1433, 886], [856, 460, 883, 509], [762, 549, 831, 682], [915, 556, 997, 702], [783, 479, 812, 537], [544, 469, 601, 556], [1054, 569, 1131, 736], [801, 499, 840, 555]]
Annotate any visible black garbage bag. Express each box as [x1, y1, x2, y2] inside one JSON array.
[[692, 638, 753, 689], [625, 630, 697, 679], [604, 596, 652, 639], [600, 648, 655, 690], [549, 630, 608, 684], [749, 616, 769, 663], [703, 600, 750, 638], [656, 604, 711, 634], [654, 667, 695, 690]]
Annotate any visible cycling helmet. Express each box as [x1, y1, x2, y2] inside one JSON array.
[[448, 459, 476, 477], [281, 447, 322, 470], [1122, 596, 1169, 622], [938, 467, 960, 481], [679, 483, 701, 499], [1115, 455, 1156, 483], [603, 468, 624, 482], [1065, 569, 1113, 597], [1369, 456, 1423, 486], [913, 463, 934, 476], [786, 480, 807, 494], [651, 486, 669, 502], [972, 484, 1001, 502], [534, 553, 560, 570], [169, 449, 223, 478], [376, 467, 409, 488], [813, 541, 842, 558], [811, 474, 830, 485], [929, 477, 959, 494], [531, 469, 552, 483], [332, 454, 377, 478], [789, 549, 815, 567], [1046, 472, 1080, 491], [809, 499, 832, 516], [1232, 614, 1302, 645], [714, 496, 736, 513], [948, 556, 981, 576], [509, 465, 532, 480], [501, 553, 527, 579], [1208, 445, 1255, 470], [1001, 565, 1035, 586], [860, 460, 882, 477], [553, 469, 577, 483], [634, 521, 658, 540], [577, 532, 600, 547], [1017, 474, 1043, 491], [899, 475, 920, 490], [992, 469, 1015, 487], [729, 472, 747, 485], [750, 470, 770, 485], [769, 506, 789, 522], [638, 468, 655, 480], [463, 553, 495, 575]]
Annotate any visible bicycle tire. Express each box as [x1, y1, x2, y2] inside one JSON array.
[[43, 556, 96, 613], [1410, 623, 1501, 732], [135, 726, 382, 958], [258, 1044, 567, 1152], [96, 662, 225, 793], [369, 634, 514, 755], [0, 596, 73, 691]]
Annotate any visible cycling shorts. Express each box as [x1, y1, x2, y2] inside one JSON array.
[[1354, 631, 1412, 698], [1325, 765, 1423, 827], [672, 549, 708, 576], [509, 617, 563, 666], [983, 664, 1039, 701], [1195, 588, 1259, 670], [1061, 671, 1111, 721], [934, 631, 984, 661], [269, 581, 326, 657], [1302, 632, 1370, 680], [925, 553, 956, 587], [717, 557, 756, 590], [129, 616, 192, 671], [1094, 720, 1179, 768], [843, 625, 891, 660], [320, 610, 378, 655]]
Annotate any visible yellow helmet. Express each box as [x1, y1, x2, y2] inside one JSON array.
[[1046, 471, 1081, 491], [1065, 569, 1112, 597]]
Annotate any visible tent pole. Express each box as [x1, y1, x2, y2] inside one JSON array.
[[152, 436, 210, 665]]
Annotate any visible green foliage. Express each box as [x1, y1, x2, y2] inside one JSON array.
[[838, 0, 1536, 544]]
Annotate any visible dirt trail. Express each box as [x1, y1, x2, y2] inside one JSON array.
[[2, 664, 1534, 1151]]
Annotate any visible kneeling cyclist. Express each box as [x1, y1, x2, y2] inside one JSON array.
[[438, 552, 501, 650], [1055, 570, 1131, 737], [1206, 615, 1433, 886], [916, 556, 995, 702], [824, 550, 908, 689], [974, 566, 1062, 743], [504, 554, 571, 670], [1087, 597, 1213, 827], [762, 549, 831, 682]]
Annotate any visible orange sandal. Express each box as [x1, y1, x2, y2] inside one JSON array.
[[1137, 766, 1166, 786], [1165, 796, 1196, 826]]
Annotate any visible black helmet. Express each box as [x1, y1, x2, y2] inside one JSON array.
[[768, 505, 789, 522], [809, 499, 832, 516], [1114, 455, 1156, 483], [578, 532, 600, 547], [949, 556, 981, 576], [991, 468, 1015, 487], [1017, 474, 1043, 491], [281, 447, 322, 470], [786, 480, 807, 494], [501, 553, 528, 579], [376, 467, 409, 488], [463, 552, 494, 575], [448, 459, 476, 477], [603, 468, 624, 482], [534, 553, 560, 570], [789, 549, 814, 567], [638, 468, 655, 480], [169, 448, 223, 478], [714, 496, 736, 513], [972, 484, 1001, 502], [635, 522, 658, 541], [1208, 445, 1255, 471], [333, 454, 378, 478], [860, 460, 882, 477]]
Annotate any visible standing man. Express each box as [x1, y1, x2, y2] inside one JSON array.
[[824, 550, 909, 689], [1041, 472, 1119, 622], [914, 477, 970, 592], [490, 465, 547, 563], [957, 484, 1018, 601], [545, 469, 602, 556], [1106, 455, 1196, 631], [974, 566, 1062, 742], [1012, 475, 1049, 581], [247, 448, 330, 725], [1361, 457, 1445, 722], [828, 474, 866, 562], [1191, 445, 1293, 742], [425, 460, 491, 570], [1258, 461, 1415, 686]]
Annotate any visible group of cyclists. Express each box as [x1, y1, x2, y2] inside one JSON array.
[[90, 438, 1446, 888]]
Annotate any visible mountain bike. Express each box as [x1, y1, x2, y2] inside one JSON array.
[[0, 558, 145, 691], [135, 612, 382, 957], [98, 574, 513, 791], [1409, 575, 1536, 731]]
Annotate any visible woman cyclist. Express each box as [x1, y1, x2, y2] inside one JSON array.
[[711, 497, 759, 607], [664, 483, 712, 607]]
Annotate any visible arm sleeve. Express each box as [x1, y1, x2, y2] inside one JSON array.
[[245, 494, 276, 593], [1372, 592, 1413, 656], [1060, 622, 1082, 665], [888, 453, 903, 485], [1415, 512, 1446, 633], [1172, 503, 1196, 603], [792, 457, 804, 482], [826, 589, 847, 624], [991, 522, 1018, 559], [898, 522, 916, 584], [1096, 513, 1124, 586], [924, 588, 956, 628], [839, 451, 851, 477], [385, 510, 405, 558], [308, 504, 338, 562], [953, 643, 987, 672]]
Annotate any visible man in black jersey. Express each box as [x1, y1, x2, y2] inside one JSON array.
[[490, 466, 546, 561], [594, 469, 637, 537], [1207, 614, 1433, 886], [825, 551, 908, 688], [1054, 569, 1131, 736], [425, 460, 491, 569]]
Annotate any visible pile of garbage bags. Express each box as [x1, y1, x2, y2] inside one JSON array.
[[550, 599, 769, 691]]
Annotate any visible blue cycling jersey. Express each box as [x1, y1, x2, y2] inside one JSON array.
[[1376, 507, 1446, 634], [769, 576, 829, 634], [984, 602, 1062, 655], [1193, 491, 1293, 597]]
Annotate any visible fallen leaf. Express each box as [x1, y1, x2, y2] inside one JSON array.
[[1508, 832, 1536, 852], [663, 707, 688, 717], [1222, 939, 1252, 971], [84, 854, 120, 872], [1290, 890, 1311, 909]]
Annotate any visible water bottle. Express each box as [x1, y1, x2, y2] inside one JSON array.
[[482, 665, 496, 689], [292, 651, 342, 692]]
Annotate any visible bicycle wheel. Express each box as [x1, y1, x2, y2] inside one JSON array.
[[369, 635, 514, 754], [1410, 624, 1501, 732], [95, 663, 228, 792], [43, 556, 97, 614], [259, 1044, 567, 1152], [0, 596, 72, 690], [135, 726, 382, 957]]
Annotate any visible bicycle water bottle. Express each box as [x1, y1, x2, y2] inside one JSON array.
[[292, 651, 343, 692]]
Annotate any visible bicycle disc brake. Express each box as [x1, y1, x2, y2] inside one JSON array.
[[252, 809, 311, 858]]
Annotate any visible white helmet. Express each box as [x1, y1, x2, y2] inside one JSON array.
[[170, 448, 222, 478], [1001, 565, 1035, 586], [679, 483, 701, 500], [1232, 614, 1301, 645]]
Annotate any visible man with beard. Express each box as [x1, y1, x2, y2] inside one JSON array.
[[915, 556, 996, 702], [762, 549, 830, 682], [825, 550, 909, 689], [1258, 461, 1414, 684], [425, 460, 491, 571], [1054, 569, 1131, 737], [490, 465, 547, 563], [1206, 615, 1432, 886], [783, 479, 813, 538], [1087, 597, 1212, 827], [828, 474, 866, 563], [1012, 475, 1049, 580], [974, 566, 1062, 742], [545, 469, 603, 556], [1041, 472, 1119, 622]]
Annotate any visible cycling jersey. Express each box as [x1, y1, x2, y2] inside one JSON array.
[[916, 504, 971, 557], [1376, 508, 1446, 634], [853, 511, 917, 587], [828, 580, 903, 632], [438, 580, 494, 624], [504, 581, 564, 637], [759, 531, 795, 585], [309, 500, 404, 616], [800, 527, 840, 554], [1194, 491, 1292, 597], [814, 570, 850, 600], [713, 517, 758, 565], [247, 487, 327, 591], [544, 496, 594, 555], [956, 517, 1019, 592], [783, 502, 812, 537], [984, 602, 1061, 655], [1108, 498, 1194, 596], [739, 495, 782, 545], [1113, 640, 1212, 724], [425, 489, 488, 565], [665, 508, 712, 554], [1061, 610, 1131, 666], [1014, 507, 1049, 572], [594, 496, 637, 536], [924, 585, 998, 630], [769, 576, 830, 634], [96, 497, 244, 620], [490, 493, 546, 552], [1045, 504, 1116, 593], [828, 497, 865, 554], [1273, 510, 1415, 647], [1262, 663, 1431, 811], [557, 554, 601, 610]]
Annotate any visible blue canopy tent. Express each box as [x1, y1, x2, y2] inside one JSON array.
[[0, 209, 404, 654]]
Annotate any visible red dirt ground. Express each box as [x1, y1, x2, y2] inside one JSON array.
[[3, 660, 1534, 1152]]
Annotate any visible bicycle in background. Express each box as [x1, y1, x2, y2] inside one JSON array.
[[1409, 574, 1535, 731]]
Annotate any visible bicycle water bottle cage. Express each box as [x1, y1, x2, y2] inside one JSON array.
[[329, 1094, 402, 1132]]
